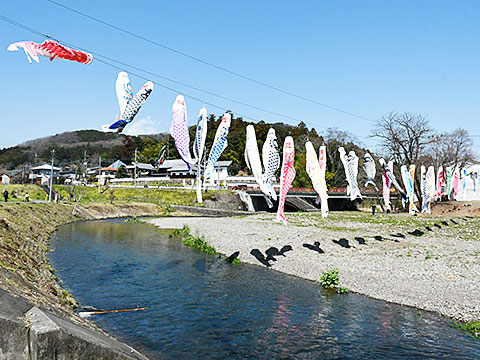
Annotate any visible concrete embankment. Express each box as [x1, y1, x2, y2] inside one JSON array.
[[0, 202, 165, 359]]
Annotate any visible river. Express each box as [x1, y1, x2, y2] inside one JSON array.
[[49, 219, 480, 359]]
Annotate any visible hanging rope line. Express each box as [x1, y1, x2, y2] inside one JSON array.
[[45, 0, 375, 123]]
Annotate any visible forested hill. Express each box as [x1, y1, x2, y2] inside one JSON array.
[[0, 116, 375, 188]]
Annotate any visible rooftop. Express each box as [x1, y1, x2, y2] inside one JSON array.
[[109, 160, 127, 169], [158, 159, 232, 170], [31, 164, 62, 171], [100, 167, 117, 171], [126, 162, 155, 171]]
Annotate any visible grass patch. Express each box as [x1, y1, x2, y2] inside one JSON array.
[[54, 185, 221, 207], [0, 184, 47, 202], [452, 321, 480, 338], [170, 226, 216, 255], [59, 288, 78, 308], [124, 215, 140, 224]]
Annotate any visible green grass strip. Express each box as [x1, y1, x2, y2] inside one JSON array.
[[170, 226, 217, 255]]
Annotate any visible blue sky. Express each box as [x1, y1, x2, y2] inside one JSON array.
[[1, 1, 479, 151]]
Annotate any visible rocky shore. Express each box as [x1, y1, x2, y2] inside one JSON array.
[[148, 209, 480, 322]]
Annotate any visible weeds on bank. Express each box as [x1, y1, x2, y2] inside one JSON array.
[[59, 288, 78, 308], [170, 226, 217, 255], [320, 268, 349, 294], [124, 215, 140, 224], [452, 321, 480, 338]]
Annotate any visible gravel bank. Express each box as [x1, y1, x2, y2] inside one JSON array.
[[148, 211, 480, 322]]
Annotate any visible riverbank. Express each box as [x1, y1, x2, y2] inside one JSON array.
[[0, 201, 166, 359], [148, 208, 480, 322]]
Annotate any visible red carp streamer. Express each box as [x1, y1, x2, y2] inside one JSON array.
[[8, 40, 93, 64]]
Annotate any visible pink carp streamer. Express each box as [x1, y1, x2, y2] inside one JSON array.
[[436, 166, 444, 201], [382, 161, 393, 211], [275, 136, 296, 225], [171, 94, 195, 169], [8, 40, 93, 64], [453, 168, 460, 200]]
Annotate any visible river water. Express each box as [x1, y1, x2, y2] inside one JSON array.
[[49, 219, 480, 359]]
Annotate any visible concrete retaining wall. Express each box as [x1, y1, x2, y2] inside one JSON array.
[[0, 288, 148, 360]]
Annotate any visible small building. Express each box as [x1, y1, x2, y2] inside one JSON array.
[[60, 170, 78, 181], [156, 159, 232, 179], [157, 159, 194, 177], [126, 162, 155, 177], [209, 161, 232, 181], [30, 164, 62, 185], [100, 167, 117, 178], [0, 174, 10, 184], [86, 166, 100, 177]]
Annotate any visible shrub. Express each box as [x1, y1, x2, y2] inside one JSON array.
[[321, 269, 349, 294], [321, 269, 339, 289]]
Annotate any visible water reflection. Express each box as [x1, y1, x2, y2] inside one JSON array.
[[50, 219, 480, 359]]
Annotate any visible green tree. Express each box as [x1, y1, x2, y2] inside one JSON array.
[[116, 165, 128, 178]]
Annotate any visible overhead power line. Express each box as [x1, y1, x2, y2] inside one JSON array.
[[85, 52, 326, 127], [0, 13, 335, 132], [46, 0, 375, 123]]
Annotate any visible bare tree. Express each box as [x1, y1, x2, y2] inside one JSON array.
[[430, 128, 477, 169], [324, 127, 358, 145], [371, 112, 436, 165], [372, 112, 437, 207]]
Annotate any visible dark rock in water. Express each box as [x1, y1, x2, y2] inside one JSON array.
[[408, 229, 424, 237], [265, 247, 281, 261], [226, 251, 240, 263], [391, 233, 406, 238], [441, 220, 449, 226], [250, 249, 271, 267], [354, 237, 367, 245], [450, 219, 458, 224], [332, 238, 351, 248], [374, 235, 384, 241], [434, 224, 442, 229], [425, 226, 433, 232], [303, 242, 325, 254], [280, 245, 293, 255]]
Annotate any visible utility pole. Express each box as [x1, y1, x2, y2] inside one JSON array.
[[83, 150, 87, 180], [32, 153, 38, 184], [166, 135, 169, 160], [134, 148, 137, 187], [98, 157, 102, 193], [48, 149, 55, 202]]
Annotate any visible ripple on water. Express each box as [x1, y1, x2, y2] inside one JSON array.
[[49, 219, 480, 359]]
